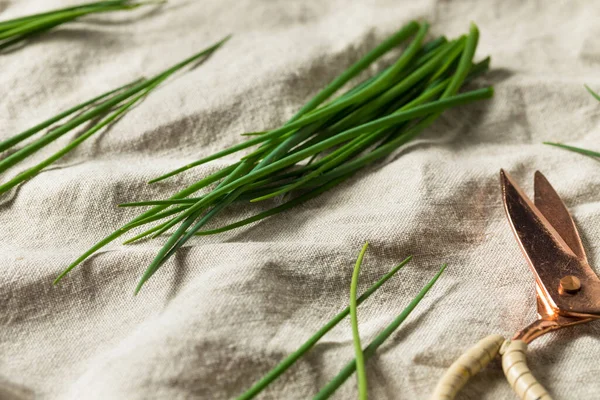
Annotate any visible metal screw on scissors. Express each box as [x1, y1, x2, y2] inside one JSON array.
[[431, 170, 600, 400]]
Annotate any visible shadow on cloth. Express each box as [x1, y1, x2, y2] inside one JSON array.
[[0, 377, 34, 400]]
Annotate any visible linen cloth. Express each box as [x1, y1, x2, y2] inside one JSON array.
[[1, 0, 600, 398]]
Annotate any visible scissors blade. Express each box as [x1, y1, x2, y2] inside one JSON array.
[[534, 171, 587, 262], [500, 170, 600, 317]]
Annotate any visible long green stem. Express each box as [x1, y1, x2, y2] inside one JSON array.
[[252, 77, 452, 202], [0, 78, 144, 153], [134, 157, 256, 293], [0, 2, 161, 41], [194, 176, 350, 236], [119, 198, 200, 207], [153, 22, 422, 180], [235, 256, 412, 400], [169, 24, 483, 268], [585, 84, 600, 102], [292, 23, 429, 130], [61, 21, 493, 293], [0, 36, 229, 175], [0, 1, 126, 30], [543, 142, 600, 158], [53, 37, 231, 284], [313, 264, 447, 400], [291, 21, 420, 120], [0, 80, 164, 194], [136, 28, 489, 290], [350, 243, 369, 400]]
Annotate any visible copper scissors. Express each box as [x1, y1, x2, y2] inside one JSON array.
[[431, 170, 600, 400]]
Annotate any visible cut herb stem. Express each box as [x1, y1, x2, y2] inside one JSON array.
[[235, 256, 413, 400], [541, 85, 600, 160], [543, 142, 600, 158], [313, 264, 447, 400], [350, 243, 369, 400], [0, 36, 230, 196], [0, 1, 165, 50]]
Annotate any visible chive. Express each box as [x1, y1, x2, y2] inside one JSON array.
[[153, 21, 423, 179], [539, 85, 600, 160], [131, 30, 491, 291], [292, 23, 429, 127], [133, 157, 257, 293], [0, 80, 163, 194], [291, 21, 420, 120], [585, 84, 600, 102], [351, 38, 466, 122], [543, 142, 600, 158], [122, 221, 173, 244], [0, 2, 126, 30], [250, 128, 387, 202], [350, 243, 369, 400], [0, 36, 229, 179], [119, 198, 200, 207], [139, 25, 487, 293], [0, 78, 144, 153], [125, 204, 193, 232], [177, 90, 493, 216], [52, 37, 232, 284], [235, 256, 413, 400], [0, 1, 164, 48], [309, 23, 480, 186], [251, 76, 455, 202], [444, 23, 479, 96], [313, 264, 447, 399], [0, 19, 69, 51], [194, 176, 350, 236], [57, 159, 237, 284]]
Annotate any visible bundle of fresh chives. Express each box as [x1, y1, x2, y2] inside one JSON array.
[[0, 1, 164, 51], [0, 36, 229, 195], [56, 21, 492, 292], [235, 245, 445, 400]]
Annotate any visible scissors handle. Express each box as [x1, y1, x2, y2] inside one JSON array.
[[430, 334, 504, 399], [431, 336, 554, 400], [501, 340, 552, 400]]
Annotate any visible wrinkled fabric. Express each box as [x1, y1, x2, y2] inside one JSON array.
[[1, 0, 600, 399]]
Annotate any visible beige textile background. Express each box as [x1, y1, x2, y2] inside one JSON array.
[[1, 0, 600, 399]]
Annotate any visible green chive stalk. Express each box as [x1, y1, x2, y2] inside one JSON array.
[[0, 1, 164, 50], [543, 84, 600, 157], [0, 36, 229, 196], [350, 243, 369, 400], [313, 264, 447, 399], [235, 255, 413, 400]]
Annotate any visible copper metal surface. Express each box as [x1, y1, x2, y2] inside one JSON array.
[[500, 170, 600, 343]]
